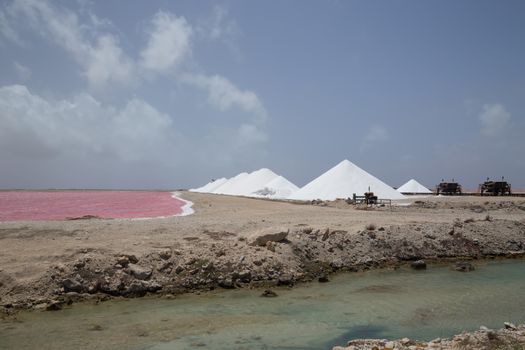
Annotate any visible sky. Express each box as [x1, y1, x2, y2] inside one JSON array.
[[0, 0, 524, 190]]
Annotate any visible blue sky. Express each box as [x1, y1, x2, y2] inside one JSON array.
[[1, 0, 524, 189]]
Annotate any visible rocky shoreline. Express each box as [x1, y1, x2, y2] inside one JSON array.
[[333, 323, 525, 350], [2, 214, 525, 316]]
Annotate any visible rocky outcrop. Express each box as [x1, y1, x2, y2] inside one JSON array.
[[248, 227, 289, 246], [333, 323, 525, 350], [2, 218, 525, 314]]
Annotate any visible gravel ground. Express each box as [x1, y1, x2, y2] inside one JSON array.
[[1, 192, 524, 316]]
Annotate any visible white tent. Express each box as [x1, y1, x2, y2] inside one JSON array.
[[251, 175, 300, 199], [288, 159, 405, 200], [397, 179, 432, 194]]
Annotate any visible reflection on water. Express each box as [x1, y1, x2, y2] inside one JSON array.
[[1, 260, 525, 350]]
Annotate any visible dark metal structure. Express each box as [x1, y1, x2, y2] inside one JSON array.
[[479, 177, 512, 196], [436, 179, 462, 195]]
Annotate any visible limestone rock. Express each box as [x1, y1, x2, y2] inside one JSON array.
[[248, 227, 289, 246], [62, 278, 83, 293], [454, 260, 475, 272], [410, 260, 426, 270], [260, 289, 278, 297], [159, 249, 172, 260], [128, 264, 152, 280]]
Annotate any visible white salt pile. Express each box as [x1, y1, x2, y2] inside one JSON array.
[[212, 172, 249, 195], [397, 179, 432, 194], [213, 168, 279, 196], [191, 168, 300, 199], [251, 175, 300, 199], [189, 177, 228, 193], [289, 159, 405, 200]]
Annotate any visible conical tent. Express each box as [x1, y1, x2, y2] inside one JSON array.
[[397, 179, 432, 194], [289, 159, 405, 200]]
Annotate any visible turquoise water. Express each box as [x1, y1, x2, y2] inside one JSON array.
[[1, 260, 524, 350]]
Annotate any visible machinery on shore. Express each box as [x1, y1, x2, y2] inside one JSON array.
[[436, 179, 462, 195], [479, 177, 512, 196]]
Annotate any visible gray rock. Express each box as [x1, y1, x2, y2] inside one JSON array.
[[260, 289, 278, 297], [159, 249, 172, 260], [62, 278, 83, 293], [411, 260, 427, 270], [238, 270, 252, 283], [277, 274, 294, 286], [266, 241, 276, 252], [454, 260, 475, 272], [125, 281, 148, 297], [318, 274, 329, 283], [219, 277, 235, 289], [45, 300, 62, 311], [128, 264, 152, 280], [126, 255, 139, 264], [116, 256, 130, 267], [73, 260, 85, 269], [504, 322, 517, 330], [248, 227, 289, 246]]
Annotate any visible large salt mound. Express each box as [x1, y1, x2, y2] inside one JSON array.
[[215, 168, 279, 196], [397, 179, 432, 194], [251, 175, 300, 199], [289, 159, 405, 200], [212, 172, 249, 194], [190, 177, 229, 193]]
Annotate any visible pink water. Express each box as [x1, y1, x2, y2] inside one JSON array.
[[0, 191, 187, 222]]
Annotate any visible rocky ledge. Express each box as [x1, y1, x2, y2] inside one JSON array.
[[1, 218, 525, 315], [333, 323, 525, 350]]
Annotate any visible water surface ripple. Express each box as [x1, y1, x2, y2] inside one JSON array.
[[1, 260, 524, 350]]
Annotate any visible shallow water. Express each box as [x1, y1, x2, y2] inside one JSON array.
[[1, 260, 524, 350]]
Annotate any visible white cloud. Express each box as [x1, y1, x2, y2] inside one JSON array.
[[0, 84, 175, 161], [196, 5, 242, 61], [365, 125, 388, 142], [5, 0, 133, 89], [206, 5, 238, 41], [182, 73, 267, 120], [140, 11, 192, 72], [0, 9, 25, 46], [361, 124, 388, 151], [237, 123, 268, 144], [85, 34, 134, 89], [13, 61, 31, 80], [479, 103, 510, 137]]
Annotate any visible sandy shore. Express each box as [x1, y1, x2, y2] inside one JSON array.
[[1, 192, 525, 315]]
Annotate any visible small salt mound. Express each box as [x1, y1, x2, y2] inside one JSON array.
[[216, 168, 279, 196], [251, 175, 299, 199], [192, 177, 229, 193], [196, 177, 228, 193], [397, 179, 432, 194], [289, 159, 405, 200], [212, 172, 249, 194]]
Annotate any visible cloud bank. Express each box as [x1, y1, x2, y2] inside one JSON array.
[[0, 0, 269, 188], [479, 104, 510, 137]]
